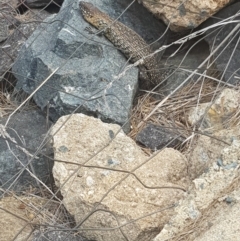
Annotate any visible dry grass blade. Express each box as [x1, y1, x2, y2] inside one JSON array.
[[130, 78, 220, 143]]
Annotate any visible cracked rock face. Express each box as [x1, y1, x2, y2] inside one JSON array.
[[52, 113, 188, 241]]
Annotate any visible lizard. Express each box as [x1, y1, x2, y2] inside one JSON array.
[[79, 1, 164, 89]]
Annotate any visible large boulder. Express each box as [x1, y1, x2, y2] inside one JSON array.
[[52, 114, 188, 241]]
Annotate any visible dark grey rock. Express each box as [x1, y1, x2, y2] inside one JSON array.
[[136, 123, 183, 150], [0, 17, 8, 43], [201, 2, 240, 85], [33, 230, 88, 241], [160, 40, 210, 95], [0, 1, 19, 43], [0, 110, 53, 194], [12, 0, 168, 133], [0, 9, 51, 82], [0, 1, 19, 78], [224, 196, 234, 205], [25, 0, 63, 8]]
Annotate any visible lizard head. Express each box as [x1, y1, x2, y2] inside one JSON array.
[[79, 1, 95, 19], [79, 1, 109, 30]]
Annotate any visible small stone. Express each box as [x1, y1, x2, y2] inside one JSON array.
[[224, 196, 234, 204], [136, 123, 184, 150]]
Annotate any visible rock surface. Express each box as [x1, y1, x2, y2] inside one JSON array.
[[0, 1, 14, 43], [189, 127, 240, 180], [186, 87, 240, 185], [154, 127, 240, 240], [161, 40, 211, 95], [141, 0, 232, 32], [194, 190, 240, 241], [202, 2, 240, 85], [0, 196, 34, 241], [0, 196, 58, 241], [136, 123, 183, 150], [0, 110, 53, 193], [188, 88, 240, 133], [52, 113, 188, 241], [12, 0, 167, 132], [0, 8, 51, 82]]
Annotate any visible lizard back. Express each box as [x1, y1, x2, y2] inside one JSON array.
[[79, 1, 162, 87]]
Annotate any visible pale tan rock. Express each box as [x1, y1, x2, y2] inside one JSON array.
[[187, 103, 209, 126], [194, 188, 240, 241], [0, 197, 31, 241], [189, 127, 240, 179], [141, 0, 231, 32], [188, 88, 240, 132], [52, 114, 188, 241], [0, 196, 52, 241], [153, 126, 240, 241]]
